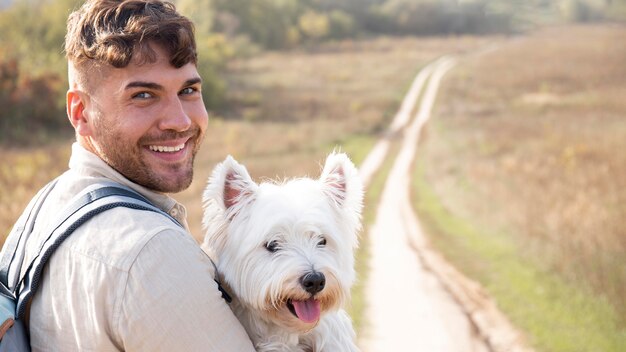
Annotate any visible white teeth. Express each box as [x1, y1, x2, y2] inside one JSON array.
[[149, 143, 185, 153]]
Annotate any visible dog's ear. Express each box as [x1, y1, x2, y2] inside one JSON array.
[[203, 155, 258, 217], [319, 152, 363, 215]]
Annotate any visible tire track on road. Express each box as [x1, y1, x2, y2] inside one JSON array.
[[358, 57, 531, 352]]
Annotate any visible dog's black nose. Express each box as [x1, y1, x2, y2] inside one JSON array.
[[300, 272, 326, 295]]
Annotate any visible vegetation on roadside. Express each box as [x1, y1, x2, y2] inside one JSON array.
[[344, 136, 399, 338], [413, 157, 626, 351], [413, 24, 626, 350]]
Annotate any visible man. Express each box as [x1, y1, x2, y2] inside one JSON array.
[[21, 0, 255, 350]]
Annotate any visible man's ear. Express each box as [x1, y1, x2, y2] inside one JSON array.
[[67, 89, 92, 137]]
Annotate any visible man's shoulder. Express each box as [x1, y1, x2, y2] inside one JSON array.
[[62, 206, 194, 272], [26, 173, 199, 273]]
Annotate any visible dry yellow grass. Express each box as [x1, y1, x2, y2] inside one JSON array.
[[423, 24, 626, 321], [0, 144, 71, 235]]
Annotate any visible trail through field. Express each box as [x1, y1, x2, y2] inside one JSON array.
[[357, 57, 531, 352]]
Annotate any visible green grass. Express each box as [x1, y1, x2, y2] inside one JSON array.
[[335, 134, 378, 167], [412, 158, 626, 352], [342, 134, 399, 339]]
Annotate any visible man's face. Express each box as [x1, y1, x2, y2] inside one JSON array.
[[80, 45, 208, 193]]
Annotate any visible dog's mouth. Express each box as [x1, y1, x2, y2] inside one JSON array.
[[286, 298, 321, 323]]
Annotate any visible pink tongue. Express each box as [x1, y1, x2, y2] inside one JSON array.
[[292, 298, 321, 323]]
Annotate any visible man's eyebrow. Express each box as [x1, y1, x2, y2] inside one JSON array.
[[124, 78, 202, 91], [125, 81, 163, 90], [183, 77, 202, 87]]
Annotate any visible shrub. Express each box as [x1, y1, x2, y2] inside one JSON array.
[[0, 58, 69, 145]]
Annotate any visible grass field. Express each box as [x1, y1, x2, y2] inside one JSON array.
[[414, 24, 626, 351]]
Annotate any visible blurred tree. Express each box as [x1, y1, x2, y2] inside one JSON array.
[[0, 0, 79, 145], [328, 10, 357, 39], [0, 60, 19, 117], [175, 0, 214, 37], [371, 0, 517, 35], [298, 10, 330, 40], [214, 0, 301, 49], [308, 0, 385, 28], [606, 0, 626, 19], [212, 0, 384, 47], [195, 33, 235, 108], [173, 0, 230, 108], [0, 0, 81, 77], [0, 59, 68, 144], [559, 0, 607, 21]]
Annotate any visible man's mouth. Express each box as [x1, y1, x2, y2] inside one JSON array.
[[286, 298, 321, 323], [148, 143, 185, 153]]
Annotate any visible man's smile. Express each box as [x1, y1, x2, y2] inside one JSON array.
[[144, 137, 193, 164], [148, 143, 185, 153]]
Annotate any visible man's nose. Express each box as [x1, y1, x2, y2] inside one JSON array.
[[158, 97, 192, 132]]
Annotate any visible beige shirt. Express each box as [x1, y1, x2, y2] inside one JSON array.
[[25, 143, 255, 352]]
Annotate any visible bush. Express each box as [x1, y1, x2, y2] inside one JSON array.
[[298, 10, 330, 41], [196, 34, 236, 109], [375, 0, 514, 35], [0, 59, 69, 145], [560, 0, 606, 22], [329, 10, 357, 39]]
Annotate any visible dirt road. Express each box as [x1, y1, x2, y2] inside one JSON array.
[[357, 57, 531, 352]]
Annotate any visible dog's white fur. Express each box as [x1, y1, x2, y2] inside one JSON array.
[[202, 153, 362, 351]]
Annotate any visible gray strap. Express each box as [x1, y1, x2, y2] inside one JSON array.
[[0, 182, 182, 319], [0, 179, 59, 294], [13, 185, 182, 319]]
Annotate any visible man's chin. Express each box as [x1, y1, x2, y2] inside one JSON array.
[[127, 165, 193, 193], [145, 174, 193, 193]]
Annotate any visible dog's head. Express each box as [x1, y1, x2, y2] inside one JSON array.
[[202, 152, 363, 332]]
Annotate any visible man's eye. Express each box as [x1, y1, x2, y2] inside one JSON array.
[[132, 92, 153, 99], [180, 87, 198, 95]]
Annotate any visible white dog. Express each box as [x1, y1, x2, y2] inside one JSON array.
[[202, 153, 363, 352]]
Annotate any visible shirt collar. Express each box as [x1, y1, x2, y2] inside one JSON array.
[[68, 143, 189, 228]]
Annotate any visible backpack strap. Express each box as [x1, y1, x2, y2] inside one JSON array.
[[2, 183, 181, 320], [0, 178, 59, 299]]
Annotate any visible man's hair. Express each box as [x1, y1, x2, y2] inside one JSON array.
[[65, 0, 197, 70]]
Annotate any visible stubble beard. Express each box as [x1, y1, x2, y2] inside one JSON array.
[[92, 119, 204, 194]]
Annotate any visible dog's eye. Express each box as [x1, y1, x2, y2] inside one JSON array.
[[317, 238, 327, 247], [265, 240, 280, 253]]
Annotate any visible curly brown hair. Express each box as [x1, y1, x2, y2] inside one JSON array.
[[65, 0, 197, 69]]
